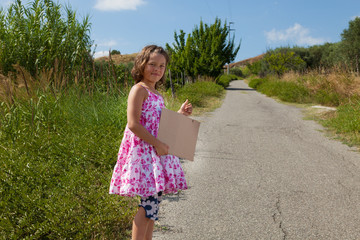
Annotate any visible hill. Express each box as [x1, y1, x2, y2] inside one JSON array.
[[95, 53, 137, 65], [229, 54, 265, 68]]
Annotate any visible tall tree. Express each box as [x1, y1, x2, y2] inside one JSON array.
[[341, 17, 360, 73], [167, 18, 240, 80]]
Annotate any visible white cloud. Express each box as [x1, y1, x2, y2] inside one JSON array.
[[94, 51, 109, 59], [265, 23, 326, 46], [94, 0, 146, 11]]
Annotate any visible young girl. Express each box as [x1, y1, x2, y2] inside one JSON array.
[[109, 45, 192, 240]]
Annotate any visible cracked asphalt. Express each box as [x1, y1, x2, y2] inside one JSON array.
[[153, 80, 360, 240]]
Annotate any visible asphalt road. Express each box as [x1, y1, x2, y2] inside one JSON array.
[[153, 80, 360, 240]]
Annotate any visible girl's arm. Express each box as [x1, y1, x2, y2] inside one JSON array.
[[127, 85, 169, 156], [178, 99, 193, 116]]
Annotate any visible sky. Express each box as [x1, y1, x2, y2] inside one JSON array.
[[1, 0, 360, 62]]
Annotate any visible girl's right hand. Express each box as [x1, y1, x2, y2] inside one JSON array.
[[155, 141, 169, 156]]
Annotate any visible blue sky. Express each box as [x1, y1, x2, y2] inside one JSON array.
[[1, 0, 360, 62]]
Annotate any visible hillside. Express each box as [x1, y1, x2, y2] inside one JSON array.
[[229, 54, 265, 68], [95, 53, 137, 64]]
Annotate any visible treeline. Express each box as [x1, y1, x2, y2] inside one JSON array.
[[239, 17, 360, 78]]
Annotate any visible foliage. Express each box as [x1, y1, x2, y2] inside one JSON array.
[[246, 61, 263, 76], [229, 67, 243, 77], [248, 78, 267, 89], [341, 17, 360, 72], [175, 81, 224, 107], [255, 78, 311, 103], [216, 74, 239, 88], [263, 50, 306, 77], [166, 18, 240, 80], [0, 89, 138, 239], [0, 0, 93, 79], [111, 49, 121, 55]]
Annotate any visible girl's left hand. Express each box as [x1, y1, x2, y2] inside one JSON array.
[[178, 99, 192, 116]]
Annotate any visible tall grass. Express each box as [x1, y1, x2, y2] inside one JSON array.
[[175, 81, 224, 107], [0, 0, 92, 78], [0, 89, 138, 239], [249, 71, 360, 106]]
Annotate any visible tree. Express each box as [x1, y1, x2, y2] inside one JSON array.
[[341, 17, 360, 73], [166, 18, 240, 80], [110, 49, 121, 55], [264, 50, 306, 77]]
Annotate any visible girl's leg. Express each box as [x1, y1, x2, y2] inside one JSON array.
[[132, 207, 151, 240], [144, 219, 155, 240]]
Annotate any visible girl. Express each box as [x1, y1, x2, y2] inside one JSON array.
[[109, 45, 192, 240]]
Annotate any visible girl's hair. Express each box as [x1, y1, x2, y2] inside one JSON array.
[[131, 45, 170, 89]]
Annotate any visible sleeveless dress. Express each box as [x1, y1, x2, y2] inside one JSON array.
[[109, 87, 188, 198]]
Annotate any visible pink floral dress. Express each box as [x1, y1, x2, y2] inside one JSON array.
[[109, 87, 188, 198]]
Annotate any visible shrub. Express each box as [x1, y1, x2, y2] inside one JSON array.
[[176, 81, 224, 107], [216, 74, 239, 88], [248, 78, 268, 89], [230, 67, 243, 77]]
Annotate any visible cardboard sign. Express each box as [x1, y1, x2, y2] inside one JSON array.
[[157, 108, 200, 161]]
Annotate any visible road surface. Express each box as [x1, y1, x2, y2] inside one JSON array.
[[153, 80, 360, 240]]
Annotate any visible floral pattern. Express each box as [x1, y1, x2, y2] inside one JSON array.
[[109, 88, 187, 198]]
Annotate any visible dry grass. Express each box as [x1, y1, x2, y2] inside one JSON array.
[[281, 70, 360, 100], [96, 53, 137, 65]]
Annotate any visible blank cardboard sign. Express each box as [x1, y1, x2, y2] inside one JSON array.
[[157, 108, 200, 161]]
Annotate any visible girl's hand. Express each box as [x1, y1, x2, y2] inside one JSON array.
[[178, 99, 192, 116], [155, 141, 169, 156]]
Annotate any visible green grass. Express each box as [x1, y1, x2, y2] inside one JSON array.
[[0, 89, 137, 239], [250, 78, 312, 103], [175, 81, 224, 107], [322, 101, 360, 146]]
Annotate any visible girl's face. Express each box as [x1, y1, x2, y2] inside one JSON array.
[[142, 53, 166, 85]]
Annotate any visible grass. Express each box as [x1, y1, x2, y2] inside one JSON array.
[[321, 102, 360, 146], [0, 80, 225, 239], [0, 89, 137, 239]]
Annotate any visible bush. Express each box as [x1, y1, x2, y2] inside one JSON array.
[[216, 74, 239, 88], [230, 67, 243, 77], [240, 65, 252, 78], [248, 78, 268, 89], [258, 80, 311, 103], [176, 81, 224, 107]]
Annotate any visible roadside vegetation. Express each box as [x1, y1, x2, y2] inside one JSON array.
[[0, 1, 239, 239], [235, 17, 360, 148]]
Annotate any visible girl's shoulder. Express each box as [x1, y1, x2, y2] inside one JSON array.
[[128, 83, 149, 103], [131, 83, 149, 95]]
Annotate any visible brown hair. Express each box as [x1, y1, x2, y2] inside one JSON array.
[[131, 45, 170, 89]]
